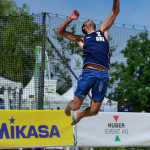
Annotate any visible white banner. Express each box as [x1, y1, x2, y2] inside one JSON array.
[[77, 112, 150, 147]]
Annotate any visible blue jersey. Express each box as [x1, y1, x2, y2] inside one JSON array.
[[83, 30, 110, 70]]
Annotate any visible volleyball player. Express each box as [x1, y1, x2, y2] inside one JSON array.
[[56, 0, 120, 125]]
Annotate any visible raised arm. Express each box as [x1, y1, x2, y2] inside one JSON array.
[[99, 0, 120, 32], [56, 10, 84, 49]]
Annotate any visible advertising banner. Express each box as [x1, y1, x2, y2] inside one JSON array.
[[0, 110, 73, 148], [77, 112, 150, 147]]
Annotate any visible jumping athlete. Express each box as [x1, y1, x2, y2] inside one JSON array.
[[56, 0, 120, 125]]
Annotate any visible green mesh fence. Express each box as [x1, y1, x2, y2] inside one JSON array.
[[0, 13, 150, 112], [0, 10, 150, 150], [0, 14, 43, 110]]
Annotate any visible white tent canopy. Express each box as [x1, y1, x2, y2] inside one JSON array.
[[22, 78, 69, 110], [0, 77, 22, 90], [22, 77, 35, 100], [0, 77, 23, 109], [21, 77, 36, 109], [44, 93, 69, 110]]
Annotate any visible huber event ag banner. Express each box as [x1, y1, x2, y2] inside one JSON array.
[[0, 110, 73, 148], [77, 112, 150, 147]]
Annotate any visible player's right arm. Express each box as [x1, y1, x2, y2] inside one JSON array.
[[99, 0, 120, 41], [56, 10, 84, 50]]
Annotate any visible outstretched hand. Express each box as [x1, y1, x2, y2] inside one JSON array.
[[70, 10, 80, 20]]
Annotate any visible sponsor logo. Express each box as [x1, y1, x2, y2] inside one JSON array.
[[0, 117, 60, 139], [105, 116, 128, 141], [86, 37, 91, 39], [96, 37, 105, 41]]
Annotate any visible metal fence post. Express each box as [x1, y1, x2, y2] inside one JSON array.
[[38, 12, 46, 110]]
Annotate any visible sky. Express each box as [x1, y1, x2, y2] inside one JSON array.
[[13, 0, 150, 29]]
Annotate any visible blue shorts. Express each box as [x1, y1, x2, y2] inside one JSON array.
[[74, 68, 109, 102]]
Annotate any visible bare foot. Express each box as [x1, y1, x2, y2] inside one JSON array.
[[65, 107, 71, 116], [71, 110, 83, 125]]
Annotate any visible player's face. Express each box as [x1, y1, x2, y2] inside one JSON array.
[[84, 20, 95, 29], [124, 101, 128, 107]]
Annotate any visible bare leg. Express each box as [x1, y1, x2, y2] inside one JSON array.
[[71, 100, 102, 125], [65, 96, 84, 116], [65, 100, 75, 116]]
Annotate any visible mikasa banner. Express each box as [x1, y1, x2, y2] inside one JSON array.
[[0, 110, 73, 148], [77, 112, 150, 147]]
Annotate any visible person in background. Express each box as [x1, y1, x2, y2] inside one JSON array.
[[101, 99, 114, 112], [118, 98, 134, 112]]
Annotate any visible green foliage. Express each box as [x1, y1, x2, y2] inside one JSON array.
[[0, 0, 42, 87], [108, 31, 150, 112], [0, 0, 29, 16]]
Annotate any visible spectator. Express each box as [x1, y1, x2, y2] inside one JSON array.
[[101, 99, 114, 112], [118, 98, 134, 112]]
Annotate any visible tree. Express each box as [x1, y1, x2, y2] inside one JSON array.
[[108, 31, 150, 112], [0, 0, 29, 16], [0, 0, 42, 87]]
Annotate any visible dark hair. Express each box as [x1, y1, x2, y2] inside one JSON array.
[[82, 20, 96, 34], [82, 21, 88, 34]]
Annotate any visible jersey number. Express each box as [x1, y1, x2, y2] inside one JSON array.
[[96, 32, 105, 42]]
